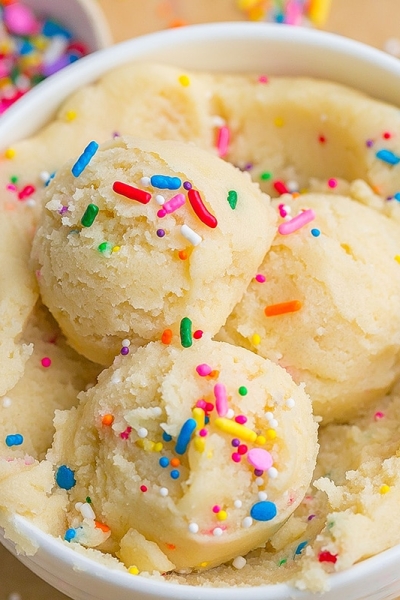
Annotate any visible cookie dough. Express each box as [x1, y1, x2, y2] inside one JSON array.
[[32, 135, 275, 365], [47, 338, 318, 571]]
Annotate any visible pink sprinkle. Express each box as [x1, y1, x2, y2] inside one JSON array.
[[278, 203, 288, 217], [258, 75, 268, 84], [157, 193, 185, 218], [216, 125, 230, 158], [41, 357, 51, 368], [196, 399, 207, 410], [205, 402, 214, 413], [120, 426, 132, 440], [4, 3, 39, 36], [278, 209, 315, 235], [196, 364, 212, 377], [374, 411, 385, 420], [238, 444, 248, 455], [199, 428, 208, 437], [212, 505, 220, 513], [255, 274, 266, 283], [273, 180, 289, 195], [247, 448, 273, 471], [235, 415, 247, 425], [18, 184, 35, 200], [214, 383, 228, 417], [140, 485, 148, 492], [327, 178, 338, 189], [6, 184, 17, 192], [231, 452, 241, 463]]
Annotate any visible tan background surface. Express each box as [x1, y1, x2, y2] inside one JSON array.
[[1, 1, 400, 599]]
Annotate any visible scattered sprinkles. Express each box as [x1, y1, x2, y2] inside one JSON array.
[[278, 209, 316, 235]]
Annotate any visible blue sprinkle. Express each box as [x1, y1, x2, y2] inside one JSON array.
[[64, 528, 76, 542], [72, 141, 99, 177], [5, 434, 23, 447], [205, 415, 210, 425], [45, 172, 55, 187], [162, 432, 172, 442], [170, 469, 180, 479], [56, 465, 76, 490], [159, 457, 169, 468], [376, 149, 400, 165], [150, 175, 182, 190], [250, 501, 277, 522], [311, 228, 321, 237], [42, 20, 73, 39], [175, 418, 197, 455], [295, 540, 308, 555], [394, 193, 400, 202]]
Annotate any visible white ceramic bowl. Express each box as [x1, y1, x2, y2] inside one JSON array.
[[1, 21, 400, 600]]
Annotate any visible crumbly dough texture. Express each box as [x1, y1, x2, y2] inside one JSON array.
[[47, 338, 318, 571], [31, 136, 275, 365], [219, 193, 400, 423], [2, 62, 400, 592]]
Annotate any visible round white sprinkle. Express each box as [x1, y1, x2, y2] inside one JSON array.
[[159, 487, 169, 497], [111, 373, 121, 384], [258, 491, 268, 501], [285, 397, 295, 409], [269, 418, 278, 428], [232, 556, 247, 569], [140, 176, 151, 186], [180, 224, 202, 247], [213, 527, 223, 537], [265, 411, 273, 421], [26, 199, 36, 207], [2, 396, 12, 408], [226, 408, 235, 419], [234, 499, 242, 509], [255, 477, 264, 487], [137, 427, 148, 439], [80, 503, 96, 519], [39, 170, 50, 183], [188, 523, 199, 534], [242, 516, 253, 528], [121, 339, 131, 347], [268, 467, 278, 479], [155, 194, 166, 205], [286, 180, 298, 193]]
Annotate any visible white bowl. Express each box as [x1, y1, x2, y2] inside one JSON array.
[[1, 21, 400, 600]]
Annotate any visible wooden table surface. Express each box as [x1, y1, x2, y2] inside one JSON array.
[[1, 1, 400, 599]]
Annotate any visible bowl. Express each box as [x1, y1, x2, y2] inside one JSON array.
[[1, 21, 400, 600]]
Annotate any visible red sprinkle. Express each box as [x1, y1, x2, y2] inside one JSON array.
[[112, 181, 151, 204], [18, 184, 35, 200], [140, 485, 148, 492], [318, 135, 327, 143], [318, 551, 337, 563], [273, 180, 289, 195], [383, 131, 392, 139], [187, 188, 218, 228], [193, 329, 203, 339]]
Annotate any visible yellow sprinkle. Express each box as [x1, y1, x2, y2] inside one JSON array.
[[178, 74, 190, 87], [217, 510, 228, 521], [380, 484, 390, 494], [206, 450, 214, 459], [252, 333, 261, 346], [308, 0, 332, 26], [199, 561, 208, 568], [194, 437, 206, 452], [236, 0, 259, 9], [65, 110, 77, 121], [153, 442, 163, 452], [215, 417, 257, 442], [274, 117, 284, 127], [248, 5, 265, 20], [137, 439, 155, 451], [266, 429, 277, 440], [5, 148, 16, 159], [128, 565, 139, 575], [112, 245, 120, 253], [255, 435, 266, 445], [32, 35, 48, 50], [395, 255, 400, 264], [192, 407, 205, 430]]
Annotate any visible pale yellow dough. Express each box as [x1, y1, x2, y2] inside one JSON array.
[[47, 338, 318, 571]]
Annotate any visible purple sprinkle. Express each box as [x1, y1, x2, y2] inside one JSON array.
[[254, 469, 264, 477], [156, 229, 165, 238], [366, 139, 374, 148], [183, 181, 192, 190], [112, 131, 121, 138], [307, 514, 316, 521], [120, 346, 130, 356], [58, 205, 68, 214], [231, 438, 240, 447]]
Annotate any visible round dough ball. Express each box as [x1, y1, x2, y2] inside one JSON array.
[[32, 136, 276, 365], [219, 193, 400, 423], [48, 338, 318, 572]]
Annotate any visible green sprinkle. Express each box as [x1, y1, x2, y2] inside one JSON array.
[[86, 496, 92, 504], [10, 175, 18, 184], [327, 521, 335, 529], [278, 558, 287, 566], [260, 171, 272, 181], [227, 190, 238, 209], [180, 317, 192, 348], [98, 241, 112, 254], [81, 203, 99, 227], [238, 386, 248, 396]]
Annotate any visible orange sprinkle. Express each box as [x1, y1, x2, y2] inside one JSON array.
[[94, 521, 110, 532], [170, 457, 181, 467], [178, 250, 188, 260], [166, 543, 176, 550], [208, 369, 220, 379], [101, 414, 114, 426], [265, 300, 302, 317], [168, 18, 188, 28], [161, 329, 173, 344]]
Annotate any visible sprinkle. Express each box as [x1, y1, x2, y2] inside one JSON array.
[[258, 491, 268, 501], [318, 550, 337, 563], [256, 435, 267, 445], [279, 558, 287, 566], [98, 242, 112, 254], [161, 329, 173, 345], [128, 566, 139, 575], [183, 181, 192, 190], [137, 427, 148, 438], [376, 149, 400, 165], [196, 363, 212, 377], [238, 386, 248, 396], [255, 274, 266, 283], [5, 433, 23, 447], [232, 452, 241, 463], [140, 176, 151, 186], [112, 181, 151, 204], [234, 499, 243, 508], [101, 414, 114, 426], [188, 523, 199, 533], [150, 175, 181, 190], [80, 502, 95, 519], [170, 469, 180, 479], [155, 194, 165, 205], [215, 418, 257, 442], [187, 189, 218, 229], [267, 467, 278, 479], [162, 432, 172, 442], [95, 521, 110, 532], [237, 444, 248, 455], [274, 117, 284, 127], [160, 487, 169, 497], [266, 429, 277, 440], [41, 356, 51, 368], [65, 528, 76, 542], [260, 171, 272, 181], [2, 397, 12, 408], [227, 190, 238, 209], [213, 527, 223, 536], [180, 317, 192, 347], [216, 125, 230, 157], [178, 249, 188, 260], [380, 484, 390, 494], [374, 411, 385, 420], [265, 300, 302, 317], [258, 75, 268, 83], [247, 448, 273, 471], [311, 228, 321, 237], [159, 457, 169, 468], [5, 148, 16, 159], [318, 135, 326, 143], [170, 457, 181, 467], [157, 193, 185, 217], [235, 415, 247, 425], [193, 329, 203, 339], [192, 407, 205, 430], [295, 541, 308, 555], [250, 500, 277, 522], [242, 516, 253, 528], [120, 426, 132, 440], [175, 418, 197, 454], [18, 184, 35, 200], [120, 346, 129, 356], [214, 383, 228, 417], [273, 180, 289, 194], [56, 465, 76, 490], [278, 209, 315, 235], [71, 141, 99, 177], [178, 74, 190, 86], [140, 485, 148, 492], [156, 229, 166, 237], [232, 556, 246, 569], [180, 224, 202, 246], [328, 178, 338, 188], [80, 203, 99, 228]]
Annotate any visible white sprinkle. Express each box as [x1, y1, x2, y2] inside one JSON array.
[[242, 516, 253, 528], [268, 467, 278, 479], [269, 418, 278, 428], [159, 487, 169, 497], [226, 408, 235, 419], [26, 199, 36, 207], [80, 503, 96, 519], [137, 427, 148, 439], [2, 396, 12, 408], [155, 194, 165, 205], [140, 176, 151, 186], [212, 115, 226, 127], [285, 397, 295, 409], [255, 477, 264, 487], [180, 224, 202, 246], [286, 180, 298, 193], [265, 411, 273, 421], [188, 523, 199, 533], [111, 373, 121, 384], [234, 499, 242, 509], [121, 339, 130, 347], [39, 170, 50, 183], [258, 491, 268, 501], [213, 527, 223, 537], [232, 556, 247, 569]]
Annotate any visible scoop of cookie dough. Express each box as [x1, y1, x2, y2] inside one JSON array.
[[32, 136, 275, 365], [219, 193, 400, 423], [48, 337, 317, 572]]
